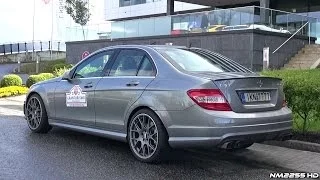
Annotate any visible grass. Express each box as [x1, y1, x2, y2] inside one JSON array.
[[18, 59, 67, 75], [293, 113, 320, 133]]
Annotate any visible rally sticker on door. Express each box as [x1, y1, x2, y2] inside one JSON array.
[[66, 85, 87, 107]]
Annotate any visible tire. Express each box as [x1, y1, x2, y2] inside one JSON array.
[[25, 94, 52, 133], [128, 109, 170, 163]]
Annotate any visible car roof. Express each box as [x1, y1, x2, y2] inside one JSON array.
[[99, 45, 187, 51]]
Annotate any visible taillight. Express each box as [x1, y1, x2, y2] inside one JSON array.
[[187, 89, 232, 111]]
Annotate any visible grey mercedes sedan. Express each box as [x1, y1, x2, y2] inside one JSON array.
[[24, 45, 292, 163]]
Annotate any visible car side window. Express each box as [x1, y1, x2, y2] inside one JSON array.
[[137, 56, 155, 76], [109, 49, 145, 76], [73, 50, 114, 78]]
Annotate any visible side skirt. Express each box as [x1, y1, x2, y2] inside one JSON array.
[[49, 119, 127, 142]]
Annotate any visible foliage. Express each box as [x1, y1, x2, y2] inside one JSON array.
[[19, 59, 69, 75], [26, 73, 55, 88], [0, 74, 22, 87], [52, 63, 73, 72], [262, 69, 320, 133], [0, 86, 29, 98], [54, 67, 72, 77], [38, 73, 55, 79], [65, 0, 90, 40]]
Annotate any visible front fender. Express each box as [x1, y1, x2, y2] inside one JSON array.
[[25, 82, 57, 119]]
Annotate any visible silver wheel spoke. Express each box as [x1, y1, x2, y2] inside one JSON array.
[[26, 97, 42, 130], [129, 113, 158, 159]]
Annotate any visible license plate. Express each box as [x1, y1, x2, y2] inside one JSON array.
[[240, 92, 271, 103]]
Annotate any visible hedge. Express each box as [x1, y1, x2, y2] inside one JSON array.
[[26, 73, 55, 88], [262, 69, 320, 133], [52, 63, 73, 72], [54, 67, 71, 77], [0, 74, 22, 87], [0, 86, 29, 98]]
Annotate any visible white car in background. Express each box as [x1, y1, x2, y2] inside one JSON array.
[[222, 24, 291, 34]]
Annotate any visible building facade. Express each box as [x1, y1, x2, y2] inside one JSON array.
[[104, 0, 208, 21]]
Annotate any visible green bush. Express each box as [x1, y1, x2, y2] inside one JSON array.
[[52, 63, 73, 71], [39, 73, 55, 79], [0, 74, 22, 87], [54, 67, 71, 77], [0, 86, 29, 98], [262, 69, 320, 133], [26, 73, 55, 88]]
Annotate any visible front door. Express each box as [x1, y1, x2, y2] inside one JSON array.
[[54, 50, 115, 126], [94, 49, 156, 133]]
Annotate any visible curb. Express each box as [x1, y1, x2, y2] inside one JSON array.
[[263, 140, 320, 153]]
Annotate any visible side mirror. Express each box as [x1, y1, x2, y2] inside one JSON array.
[[62, 71, 72, 81]]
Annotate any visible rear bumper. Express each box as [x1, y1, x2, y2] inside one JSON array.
[[156, 106, 293, 148], [168, 125, 292, 148]]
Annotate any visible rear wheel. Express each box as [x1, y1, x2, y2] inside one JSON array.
[[25, 94, 52, 133], [128, 109, 169, 163]]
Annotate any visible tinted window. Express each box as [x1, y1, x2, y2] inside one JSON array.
[[110, 49, 145, 76], [73, 50, 114, 78], [157, 48, 224, 72], [137, 56, 155, 76], [157, 48, 252, 73]]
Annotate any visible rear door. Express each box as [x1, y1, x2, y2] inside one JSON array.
[[54, 50, 115, 126], [94, 49, 156, 133]]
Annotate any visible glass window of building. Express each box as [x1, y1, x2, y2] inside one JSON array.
[[120, 0, 161, 7]]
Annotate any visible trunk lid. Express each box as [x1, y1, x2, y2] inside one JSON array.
[[189, 72, 284, 113]]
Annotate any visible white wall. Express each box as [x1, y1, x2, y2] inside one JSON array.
[[105, 0, 208, 20]]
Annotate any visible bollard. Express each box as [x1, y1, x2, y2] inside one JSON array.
[[17, 60, 21, 73], [36, 56, 39, 74]]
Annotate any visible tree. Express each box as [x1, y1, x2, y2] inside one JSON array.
[[65, 0, 90, 40]]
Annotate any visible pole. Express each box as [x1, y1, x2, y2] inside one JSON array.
[[309, 22, 311, 44], [32, 0, 36, 62], [50, 0, 54, 61]]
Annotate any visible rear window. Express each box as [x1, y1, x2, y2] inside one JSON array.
[[157, 48, 224, 72], [156, 47, 252, 73]]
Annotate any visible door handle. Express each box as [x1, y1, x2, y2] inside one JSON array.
[[126, 81, 139, 86], [84, 82, 93, 88]]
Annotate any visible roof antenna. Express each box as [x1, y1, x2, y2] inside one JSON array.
[[151, 41, 156, 45]]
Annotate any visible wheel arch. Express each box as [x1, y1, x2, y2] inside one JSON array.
[[25, 90, 51, 118], [125, 106, 169, 138]]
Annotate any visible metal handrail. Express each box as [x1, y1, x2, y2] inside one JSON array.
[[273, 22, 310, 54]]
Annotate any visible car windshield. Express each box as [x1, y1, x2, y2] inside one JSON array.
[[157, 48, 225, 72], [156, 48, 252, 73]]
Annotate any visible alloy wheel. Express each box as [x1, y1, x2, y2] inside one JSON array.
[[129, 113, 159, 159], [26, 97, 42, 130]]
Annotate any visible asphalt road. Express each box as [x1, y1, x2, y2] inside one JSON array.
[[0, 102, 295, 180]]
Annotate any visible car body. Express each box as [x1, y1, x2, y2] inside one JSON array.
[[24, 45, 292, 162], [222, 24, 291, 34]]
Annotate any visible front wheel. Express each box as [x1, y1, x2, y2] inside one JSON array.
[[128, 109, 170, 163], [25, 94, 52, 133]]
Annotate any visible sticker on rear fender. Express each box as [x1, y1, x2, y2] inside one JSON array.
[[66, 85, 87, 107]]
